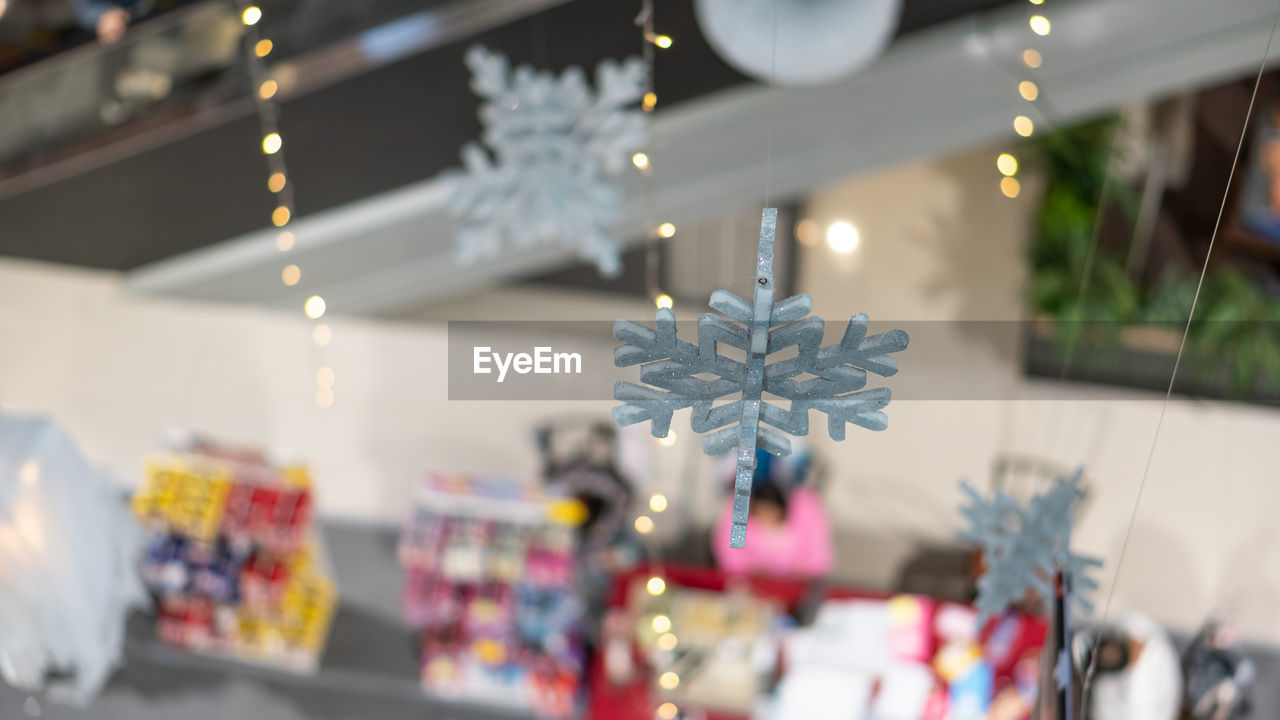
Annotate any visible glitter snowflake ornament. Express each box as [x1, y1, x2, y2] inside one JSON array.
[[446, 46, 647, 276], [613, 208, 909, 548], [957, 468, 1102, 625]]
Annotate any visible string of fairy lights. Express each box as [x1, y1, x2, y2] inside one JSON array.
[[996, 0, 1053, 199], [633, 0, 677, 316], [629, 7, 681, 719], [238, 2, 335, 409]]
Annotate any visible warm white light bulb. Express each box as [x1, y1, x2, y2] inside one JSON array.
[[304, 295, 327, 319], [312, 324, 332, 346], [996, 153, 1018, 176], [826, 221, 859, 253], [316, 367, 335, 388]]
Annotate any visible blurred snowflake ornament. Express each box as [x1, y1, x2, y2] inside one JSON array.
[[957, 467, 1102, 625], [612, 208, 909, 547], [0, 414, 144, 705], [446, 45, 647, 276]]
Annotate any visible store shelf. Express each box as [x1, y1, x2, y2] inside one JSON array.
[[0, 520, 537, 720]]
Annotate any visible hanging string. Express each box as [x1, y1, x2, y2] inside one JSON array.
[[975, 0, 1133, 472], [1038, 151, 1117, 465], [530, 8, 549, 68], [1080, 5, 1280, 716], [762, 0, 779, 207], [636, 0, 664, 302], [969, 1, 1088, 469], [1096, 0, 1280, 631]]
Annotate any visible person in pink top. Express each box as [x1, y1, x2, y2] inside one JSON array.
[[711, 451, 834, 578]]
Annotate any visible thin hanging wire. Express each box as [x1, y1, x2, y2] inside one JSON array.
[[530, 8, 549, 68], [1098, 0, 1280, 630], [762, 0, 779, 207], [1080, 5, 1280, 717], [970, 2, 1106, 470], [637, 0, 662, 299]]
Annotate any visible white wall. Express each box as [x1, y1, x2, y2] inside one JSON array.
[[798, 147, 1280, 643], [4, 143, 1280, 643]]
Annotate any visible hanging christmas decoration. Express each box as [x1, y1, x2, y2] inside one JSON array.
[[956, 467, 1101, 625], [0, 414, 144, 705], [612, 208, 909, 548], [446, 46, 647, 277], [693, 0, 901, 87]]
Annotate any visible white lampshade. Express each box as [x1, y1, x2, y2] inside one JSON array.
[[694, 0, 902, 87]]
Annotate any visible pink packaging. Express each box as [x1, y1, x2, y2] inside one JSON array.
[[888, 595, 935, 663]]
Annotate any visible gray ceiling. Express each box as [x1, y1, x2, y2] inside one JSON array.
[[0, 0, 1017, 271]]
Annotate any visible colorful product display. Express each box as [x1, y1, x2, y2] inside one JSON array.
[[592, 565, 1048, 720], [630, 580, 782, 715], [400, 473, 586, 718], [132, 434, 335, 671]]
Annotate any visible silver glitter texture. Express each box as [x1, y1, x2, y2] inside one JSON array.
[[957, 468, 1102, 625], [613, 208, 909, 547]]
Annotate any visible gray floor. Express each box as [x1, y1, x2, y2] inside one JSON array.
[[3, 521, 1279, 719], [0, 521, 532, 720]]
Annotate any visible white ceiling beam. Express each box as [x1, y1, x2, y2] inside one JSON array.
[[125, 0, 1280, 315]]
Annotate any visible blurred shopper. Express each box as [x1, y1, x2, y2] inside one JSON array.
[[538, 421, 639, 647], [72, 0, 151, 44], [1183, 618, 1255, 720], [1079, 612, 1181, 720], [711, 448, 833, 578]]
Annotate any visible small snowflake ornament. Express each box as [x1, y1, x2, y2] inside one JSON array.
[[612, 208, 909, 547], [957, 468, 1102, 625], [445, 46, 647, 276]]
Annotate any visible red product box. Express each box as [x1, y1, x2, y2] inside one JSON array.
[[241, 555, 291, 609], [158, 595, 218, 649], [222, 483, 256, 538], [248, 487, 281, 539], [270, 490, 310, 547]]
